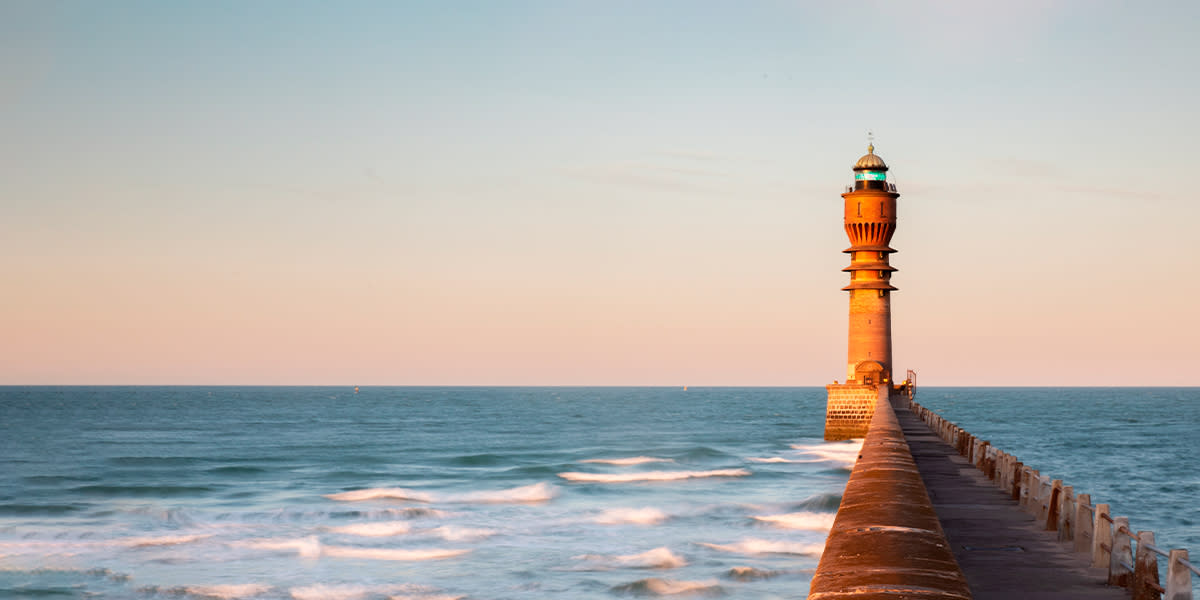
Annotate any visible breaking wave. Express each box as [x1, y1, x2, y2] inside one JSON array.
[[557, 469, 750, 483], [794, 492, 843, 512], [289, 583, 441, 600], [240, 536, 322, 558], [789, 441, 863, 467], [325, 488, 434, 503], [119, 534, 213, 548], [167, 584, 274, 598], [239, 537, 468, 561], [574, 547, 687, 569], [425, 526, 496, 541], [322, 546, 471, 561], [326, 483, 556, 505], [450, 482, 557, 504], [725, 566, 780, 581], [610, 577, 723, 596], [592, 507, 669, 525], [697, 538, 824, 556], [580, 456, 675, 466], [328, 522, 412, 537], [750, 511, 836, 531]]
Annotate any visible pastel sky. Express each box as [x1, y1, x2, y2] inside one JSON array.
[[3, 1, 1198, 386]]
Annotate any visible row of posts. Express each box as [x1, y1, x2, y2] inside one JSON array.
[[909, 399, 1198, 600]]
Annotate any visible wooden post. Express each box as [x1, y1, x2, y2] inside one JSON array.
[[1022, 468, 1037, 511], [1038, 475, 1050, 520], [1045, 479, 1062, 531], [1093, 503, 1112, 569], [1074, 493, 1093, 554], [1056, 485, 1073, 541], [1133, 531, 1162, 600], [1017, 468, 1028, 507], [1109, 517, 1133, 588], [1041, 477, 1060, 525], [1024, 470, 1040, 514], [1166, 549, 1191, 600], [996, 453, 1007, 489], [1011, 461, 1024, 499]]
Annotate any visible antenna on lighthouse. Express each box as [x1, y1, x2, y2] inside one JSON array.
[[867, 130, 875, 154]]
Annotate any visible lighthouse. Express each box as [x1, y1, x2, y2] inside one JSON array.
[[824, 141, 912, 440]]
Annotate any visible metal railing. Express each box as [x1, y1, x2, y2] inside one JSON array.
[[910, 399, 1197, 600]]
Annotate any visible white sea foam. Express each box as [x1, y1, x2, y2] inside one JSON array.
[[611, 578, 723, 596], [372, 508, 450, 519], [751, 512, 837, 531], [697, 538, 825, 556], [329, 521, 412, 537], [325, 488, 434, 503], [290, 584, 436, 600], [181, 584, 274, 598], [322, 545, 471, 561], [592, 507, 669, 525], [745, 457, 799, 463], [449, 482, 557, 504], [789, 441, 864, 467], [388, 596, 464, 600], [726, 566, 781, 581], [558, 469, 750, 483], [239, 536, 467, 561], [574, 546, 687, 569], [240, 536, 322, 558], [327, 483, 555, 505], [580, 456, 675, 466], [426, 526, 496, 541], [119, 534, 213, 548]]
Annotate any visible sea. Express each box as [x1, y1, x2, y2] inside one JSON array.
[[0, 387, 1196, 600]]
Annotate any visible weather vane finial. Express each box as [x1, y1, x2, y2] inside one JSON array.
[[867, 130, 875, 154]]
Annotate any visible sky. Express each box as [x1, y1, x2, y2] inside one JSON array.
[[2, 1, 1199, 386]]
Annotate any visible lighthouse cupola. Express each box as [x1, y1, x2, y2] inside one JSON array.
[[852, 144, 890, 191]]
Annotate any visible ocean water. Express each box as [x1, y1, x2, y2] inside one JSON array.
[[3, 387, 1196, 600], [0, 387, 851, 600]]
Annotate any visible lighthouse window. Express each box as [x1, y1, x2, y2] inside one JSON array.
[[856, 202, 861, 217], [879, 202, 884, 217]]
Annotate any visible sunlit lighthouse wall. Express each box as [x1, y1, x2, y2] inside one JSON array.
[[823, 144, 914, 440]]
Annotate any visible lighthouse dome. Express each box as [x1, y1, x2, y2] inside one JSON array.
[[853, 146, 888, 171]]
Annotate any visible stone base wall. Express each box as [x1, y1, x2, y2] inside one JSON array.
[[824, 383, 888, 440]]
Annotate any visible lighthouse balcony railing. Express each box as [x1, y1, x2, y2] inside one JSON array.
[[845, 183, 898, 193]]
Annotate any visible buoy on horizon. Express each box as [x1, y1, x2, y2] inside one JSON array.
[[683, 385, 688, 391], [354, 386, 359, 394]]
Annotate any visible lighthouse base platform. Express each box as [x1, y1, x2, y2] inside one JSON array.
[[823, 383, 891, 440]]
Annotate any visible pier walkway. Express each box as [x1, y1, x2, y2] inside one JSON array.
[[895, 402, 1127, 600]]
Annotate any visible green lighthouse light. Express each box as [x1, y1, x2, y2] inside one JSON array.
[[855, 171, 886, 181]]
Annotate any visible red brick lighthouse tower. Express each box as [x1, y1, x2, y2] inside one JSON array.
[[824, 141, 912, 440]]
